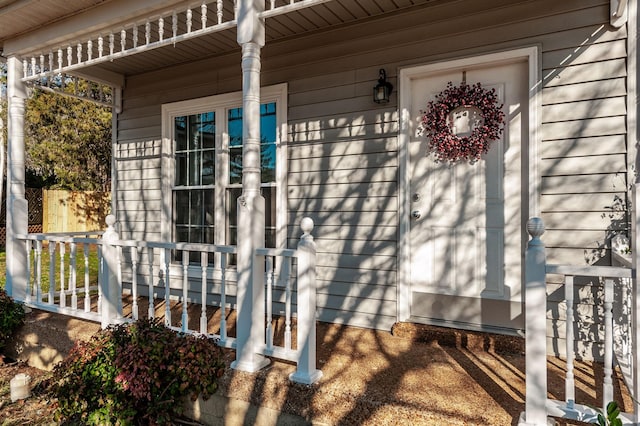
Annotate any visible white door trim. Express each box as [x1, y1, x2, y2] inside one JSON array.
[[396, 46, 541, 322]]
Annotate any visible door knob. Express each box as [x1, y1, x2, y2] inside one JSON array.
[[412, 210, 421, 219]]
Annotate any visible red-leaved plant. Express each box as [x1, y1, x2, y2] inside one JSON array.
[[50, 318, 226, 425]]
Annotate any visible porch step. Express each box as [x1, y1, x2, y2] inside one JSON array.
[[391, 322, 525, 354]]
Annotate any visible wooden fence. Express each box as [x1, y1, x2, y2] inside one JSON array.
[[0, 189, 110, 245], [42, 189, 110, 233]]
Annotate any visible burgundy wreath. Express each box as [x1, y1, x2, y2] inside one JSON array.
[[419, 81, 505, 164]]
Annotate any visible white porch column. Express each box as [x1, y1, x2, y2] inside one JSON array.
[[231, 0, 269, 372], [5, 56, 28, 300]]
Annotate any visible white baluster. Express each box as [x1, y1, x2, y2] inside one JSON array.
[[200, 251, 208, 334], [163, 248, 171, 326], [186, 8, 193, 33], [58, 243, 66, 308], [283, 256, 292, 350], [266, 256, 274, 350], [48, 53, 53, 79], [158, 17, 164, 42], [23, 59, 27, 78], [220, 252, 227, 343], [603, 278, 614, 409], [30, 57, 36, 77], [84, 243, 91, 312], [217, 0, 223, 24], [87, 41, 93, 61], [145, 21, 151, 45], [67, 46, 72, 66], [270, 0, 275, 10], [35, 241, 42, 304], [565, 275, 575, 408], [76, 44, 82, 64], [25, 240, 32, 303], [48, 242, 55, 304], [181, 252, 189, 332], [39, 55, 44, 75], [201, 2, 207, 28], [172, 11, 178, 41], [57, 49, 63, 71], [109, 33, 114, 56], [70, 242, 78, 310], [118, 29, 124, 52], [133, 26, 139, 48], [97, 245, 102, 314], [116, 245, 123, 320], [131, 247, 139, 320], [148, 247, 155, 319], [98, 36, 104, 58]]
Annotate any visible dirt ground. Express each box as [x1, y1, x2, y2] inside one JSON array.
[[0, 321, 632, 425]]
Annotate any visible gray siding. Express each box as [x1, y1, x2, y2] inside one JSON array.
[[115, 0, 628, 341]]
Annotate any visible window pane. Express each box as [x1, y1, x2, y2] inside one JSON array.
[[175, 152, 187, 186], [189, 151, 201, 186], [175, 116, 187, 151], [229, 147, 243, 184], [228, 108, 243, 147], [190, 190, 203, 225], [174, 189, 214, 246], [261, 103, 277, 183], [175, 191, 189, 225], [261, 143, 276, 183], [202, 150, 214, 185], [188, 114, 202, 151], [200, 112, 216, 149], [226, 188, 242, 247]]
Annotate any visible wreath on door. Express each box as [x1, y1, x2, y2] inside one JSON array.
[[418, 81, 505, 164]]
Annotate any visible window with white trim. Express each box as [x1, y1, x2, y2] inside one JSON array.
[[161, 84, 288, 260]]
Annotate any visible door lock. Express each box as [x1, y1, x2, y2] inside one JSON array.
[[412, 210, 421, 219]]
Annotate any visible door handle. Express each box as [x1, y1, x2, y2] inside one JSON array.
[[412, 210, 421, 219]]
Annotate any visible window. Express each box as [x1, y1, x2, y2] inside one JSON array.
[[161, 84, 287, 260]]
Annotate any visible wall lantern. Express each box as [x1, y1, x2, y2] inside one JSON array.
[[373, 69, 393, 104]]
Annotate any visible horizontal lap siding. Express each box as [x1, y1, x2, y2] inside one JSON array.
[[116, 0, 626, 336]]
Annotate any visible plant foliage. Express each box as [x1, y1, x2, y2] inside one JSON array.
[[594, 401, 623, 426], [50, 318, 226, 425], [24, 83, 112, 191], [0, 288, 25, 354]]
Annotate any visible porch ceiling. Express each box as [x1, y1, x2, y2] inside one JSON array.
[[1, 0, 438, 80]]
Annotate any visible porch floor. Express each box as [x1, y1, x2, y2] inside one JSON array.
[[6, 305, 633, 426]]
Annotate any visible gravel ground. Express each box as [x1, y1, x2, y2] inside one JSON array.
[[0, 320, 632, 425]]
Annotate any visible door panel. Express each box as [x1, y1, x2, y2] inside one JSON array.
[[407, 60, 527, 332]]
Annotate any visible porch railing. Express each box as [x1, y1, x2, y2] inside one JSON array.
[[15, 215, 322, 384], [519, 217, 637, 425]]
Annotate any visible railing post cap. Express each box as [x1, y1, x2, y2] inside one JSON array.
[[301, 217, 314, 235], [106, 214, 116, 227], [526, 217, 545, 238]]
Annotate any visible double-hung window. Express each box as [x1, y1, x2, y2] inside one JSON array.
[[161, 84, 287, 261]]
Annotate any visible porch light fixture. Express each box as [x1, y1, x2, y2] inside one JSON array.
[[373, 69, 393, 104]]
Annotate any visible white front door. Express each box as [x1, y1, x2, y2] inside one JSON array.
[[401, 56, 530, 333]]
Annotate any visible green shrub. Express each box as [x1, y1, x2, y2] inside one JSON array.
[[0, 288, 25, 354], [50, 318, 226, 425]]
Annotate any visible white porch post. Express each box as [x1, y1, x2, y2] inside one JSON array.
[[519, 217, 550, 426], [5, 56, 28, 300], [231, 0, 269, 372]]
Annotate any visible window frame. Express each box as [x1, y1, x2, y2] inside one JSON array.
[[160, 83, 288, 257]]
